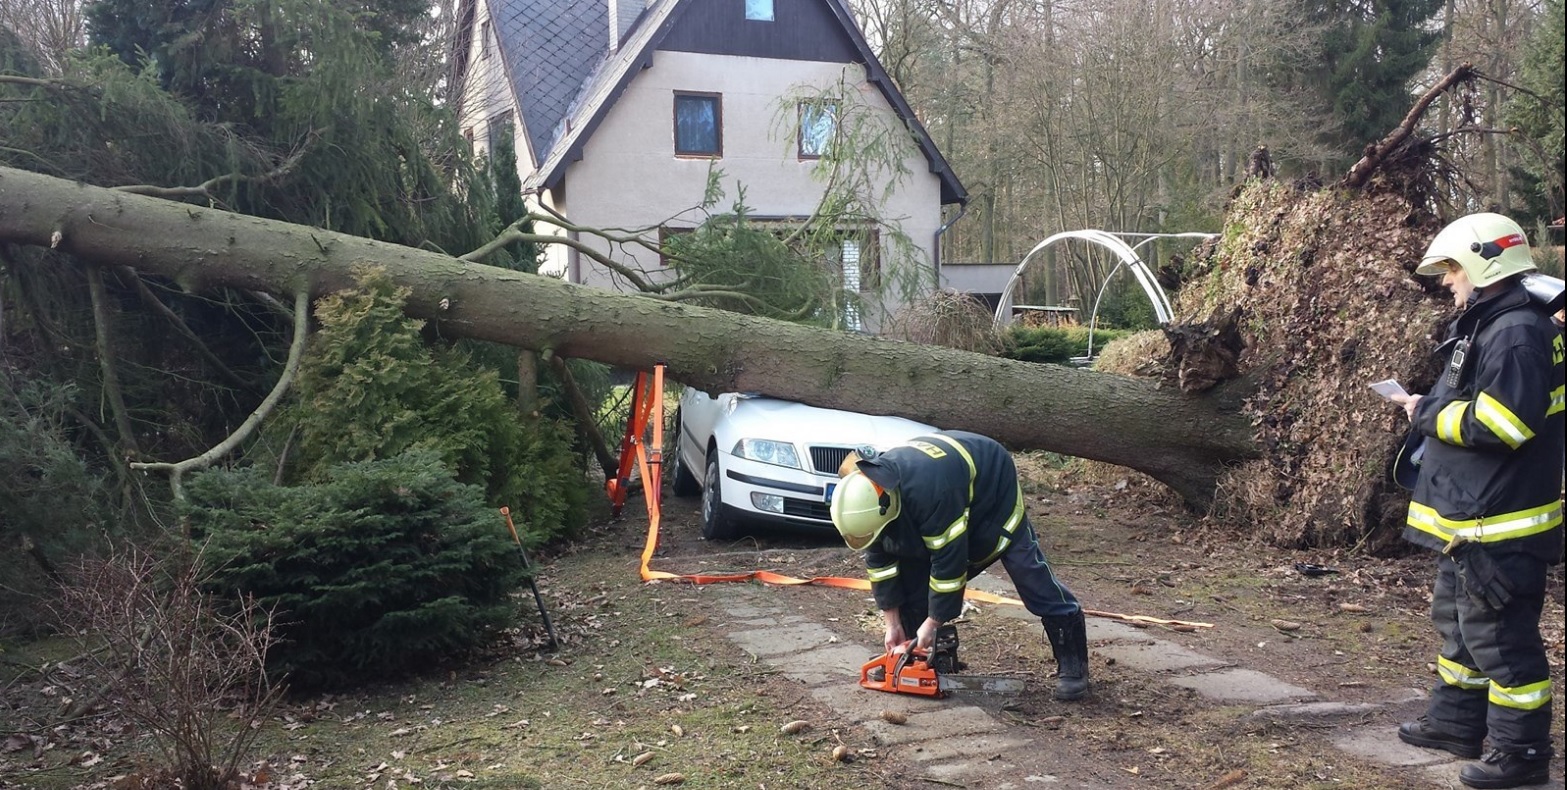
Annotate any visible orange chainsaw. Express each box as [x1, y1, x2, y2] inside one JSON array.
[[859, 624, 1025, 698]]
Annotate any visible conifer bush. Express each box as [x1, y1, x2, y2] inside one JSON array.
[[1000, 326, 1131, 365], [277, 266, 587, 545], [184, 450, 527, 690]]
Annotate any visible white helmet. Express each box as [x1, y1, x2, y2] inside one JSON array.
[[829, 471, 899, 550], [1416, 213, 1536, 288]]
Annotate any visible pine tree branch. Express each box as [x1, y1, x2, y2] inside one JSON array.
[[131, 290, 310, 501], [85, 264, 140, 458], [547, 355, 618, 480]]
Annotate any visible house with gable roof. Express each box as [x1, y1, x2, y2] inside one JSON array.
[[450, 0, 966, 332]]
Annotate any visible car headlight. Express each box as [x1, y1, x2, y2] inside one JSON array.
[[732, 438, 803, 470]]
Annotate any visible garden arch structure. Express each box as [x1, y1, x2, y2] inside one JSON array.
[[992, 230, 1217, 359]]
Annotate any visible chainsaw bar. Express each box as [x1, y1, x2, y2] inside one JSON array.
[[938, 674, 1026, 695]]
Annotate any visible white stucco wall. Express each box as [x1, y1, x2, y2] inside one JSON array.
[[457, 4, 528, 166], [544, 50, 944, 330]]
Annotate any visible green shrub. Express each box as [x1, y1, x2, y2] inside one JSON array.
[[0, 374, 114, 632], [275, 266, 586, 545], [1000, 326, 1132, 365], [184, 450, 527, 690]]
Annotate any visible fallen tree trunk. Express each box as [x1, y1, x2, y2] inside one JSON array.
[[0, 166, 1258, 507]]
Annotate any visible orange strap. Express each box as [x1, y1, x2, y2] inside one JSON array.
[[617, 366, 1212, 630]]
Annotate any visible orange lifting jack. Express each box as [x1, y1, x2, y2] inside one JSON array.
[[606, 366, 664, 517]]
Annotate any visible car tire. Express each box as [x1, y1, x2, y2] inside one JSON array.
[[670, 409, 701, 497], [701, 449, 740, 541]]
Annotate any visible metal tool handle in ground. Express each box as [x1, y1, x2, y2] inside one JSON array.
[[500, 506, 560, 649]]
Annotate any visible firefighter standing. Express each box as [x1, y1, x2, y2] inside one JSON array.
[[1388, 213, 1564, 789], [828, 430, 1090, 701]]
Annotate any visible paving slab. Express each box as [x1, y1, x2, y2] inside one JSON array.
[[1169, 668, 1317, 703], [726, 623, 839, 657], [809, 682, 948, 718], [917, 751, 1025, 782], [778, 644, 873, 685], [897, 733, 1033, 762], [1086, 617, 1149, 642], [1332, 725, 1459, 768], [1249, 701, 1381, 723], [1096, 640, 1227, 672], [862, 704, 1005, 746], [716, 602, 780, 619]]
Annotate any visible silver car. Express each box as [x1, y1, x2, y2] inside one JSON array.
[[672, 389, 937, 540]]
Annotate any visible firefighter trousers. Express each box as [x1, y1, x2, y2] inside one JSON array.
[[1425, 552, 1555, 754], [891, 517, 1080, 636]]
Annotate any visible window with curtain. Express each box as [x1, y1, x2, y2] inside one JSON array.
[[673, 93, 721, 157]]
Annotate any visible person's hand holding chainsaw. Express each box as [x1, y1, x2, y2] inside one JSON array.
[[882, 614, 943, 654], [881, 609, 907, 653]]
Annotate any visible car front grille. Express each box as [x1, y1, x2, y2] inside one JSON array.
[[782, 497, 832, 521], [809, 446, 853, 475]]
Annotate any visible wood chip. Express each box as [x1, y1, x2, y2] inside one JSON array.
[[1209, 768, 1247, 789]]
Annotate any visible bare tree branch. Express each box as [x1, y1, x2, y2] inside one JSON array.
[[116, 267, 254, 391], [131, 290, 310, 501], [1344, 64, 1477, 189]]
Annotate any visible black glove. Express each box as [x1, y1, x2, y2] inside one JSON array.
[[1448, 541, 1515, 610]]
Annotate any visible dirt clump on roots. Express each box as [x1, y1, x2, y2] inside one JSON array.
[[1101, 184, 1460, 552]]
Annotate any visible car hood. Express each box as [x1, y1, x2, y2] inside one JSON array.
[[721, 396, 936, 449]]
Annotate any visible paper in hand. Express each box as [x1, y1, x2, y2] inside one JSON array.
[[1369, 379, 1408, 401]]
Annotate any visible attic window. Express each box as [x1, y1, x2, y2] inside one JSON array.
[[673, 92, 722, 157], [480, 20, 491, 59], [745, 0, 773, 21], [798, 101, 837, 160]]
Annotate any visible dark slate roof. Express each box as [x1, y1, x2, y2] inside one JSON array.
[[492, 0, 965, 207], [488, 0, 607, 162]]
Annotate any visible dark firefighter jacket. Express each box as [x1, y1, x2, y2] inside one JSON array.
[[1403, 281, 1565, 561], [855, 431, 1027, 622]]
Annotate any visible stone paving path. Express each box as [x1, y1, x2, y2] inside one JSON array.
[[707, 572, 1564, 789]]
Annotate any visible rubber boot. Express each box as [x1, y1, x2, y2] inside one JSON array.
[[1459, 748, 1552, 789], [1043, 611, 1090, 701]]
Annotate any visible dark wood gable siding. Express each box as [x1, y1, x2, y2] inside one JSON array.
[[658, 0, 860, 64]]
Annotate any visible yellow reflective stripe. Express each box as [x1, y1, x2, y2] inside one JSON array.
[[1437, 400, 1468, 445], [1001, 486, 1024, 535], [1474, 392, 1533, 448], [1438, 656, 1490, 690], [1406, 501, 1564, 544], [976, 488, 1028, 564], [1548, 385, 1564, 417], [1489, 678, 1552, 710], [866, 563, 899, 582], [929, 573, 967, 594], [926, 434, 977, 500], [924, 516, 969, 550]]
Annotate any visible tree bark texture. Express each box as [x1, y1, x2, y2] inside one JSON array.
[[0, 166, 1260, 507]]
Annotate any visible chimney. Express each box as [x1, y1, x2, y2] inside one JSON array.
[[608, 0, 644, 51]]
